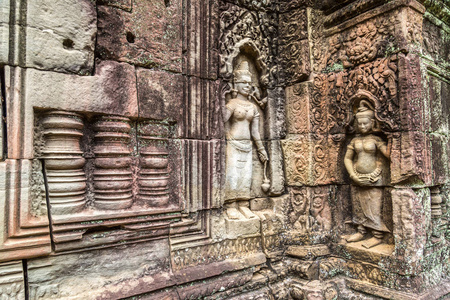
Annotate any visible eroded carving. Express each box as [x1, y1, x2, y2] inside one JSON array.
[[137, 121, 171, 207], [344, 100, 390, 249], [93, 116, 133, 210], [224, 61, 269, 204], [41, 111, 86, 215]]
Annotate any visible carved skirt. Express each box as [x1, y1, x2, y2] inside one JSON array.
[[224, 139, 253, 201], [351, 185, 389, 232]]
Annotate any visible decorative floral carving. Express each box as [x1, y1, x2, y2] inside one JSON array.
[[219, 2, 276, 87], [172, 237, 262, 269], [326, 14, 401, 69]]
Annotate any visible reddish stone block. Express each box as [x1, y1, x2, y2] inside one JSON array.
[[279, 38, 310, 86], [327, 134, 346, 184], [282, 136, 314, 186], [97, 0, 182, 72], [391, 188, 430, 263], [97, 0, 132, 11], [182, 77, 221, 139], [430, 133, 449, 186], [398, 53, 428, 132], [279, 8, 310, 85], [286, 82, 312, 135], [136, 68, 185, 124], [183, 0, 219, 80], [390, 131, 432, 186], [428, 75, 449, 134]]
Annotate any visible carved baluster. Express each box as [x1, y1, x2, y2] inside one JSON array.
[[431, 187, 443, 238], [42, 111, 86, 215], [138, 122, 170, 207], [93, 116, 133, 210]]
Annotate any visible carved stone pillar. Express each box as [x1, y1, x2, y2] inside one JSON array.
[[137, 122, 170, 207], [93, 116, 133, 210], [42, 110, 86, 215]]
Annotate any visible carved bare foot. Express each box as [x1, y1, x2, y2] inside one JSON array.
[[226, 207, 243, 220], [346, 232, 365, 243], [362, 237, 383, 249]]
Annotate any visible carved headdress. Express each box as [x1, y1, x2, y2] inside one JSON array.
[[234, 61, 252, 83], [355, 100, 375, 120]]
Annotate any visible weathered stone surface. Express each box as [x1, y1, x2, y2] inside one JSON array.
[[0, 0, 449, 299], [0, 261, 25, 300], [282, 136, 314, 186], [0, 0, 96, 74], [398, 53, 428, 132], [97, 0, 182, 72], [390, 131, 432, 186], [183, 0, 219, 79], [97, 0, 132, 11], [0, 160, 51, 263], [279, 8, 310, 85], [137, 68, 184, 123], [286, 82, 312, 135], [183, 77, 221, 139], [27, 239, 171, 299], [267, 87, 287, 140]]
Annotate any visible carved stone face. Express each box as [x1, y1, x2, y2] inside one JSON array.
[[356, 117, 374, 134], [312, 196, 323, 209], [235, 75, 252, 97]]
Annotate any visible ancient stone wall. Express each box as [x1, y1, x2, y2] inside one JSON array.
[[0, 0, 449, 299]]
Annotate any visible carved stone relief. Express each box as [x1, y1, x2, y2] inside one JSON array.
[[33, 110, 182, 252], [0, 0, 449, 299], [343, 100, 391, 249]]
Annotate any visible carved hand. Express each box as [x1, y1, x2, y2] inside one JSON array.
[[258, 149, 269, 163], [350, 174, 371, 186]]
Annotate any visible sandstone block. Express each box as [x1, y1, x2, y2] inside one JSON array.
[[282, 136, 314, 186], [183, 0, 219, 79], [430, 133, 449, 185], [5, 61, 138, 159], [0, 160, 51, 263], [97, 0, 182, 72], [398, 53, 428, 132], [286, 82, 312, 135], [267, 87, 287, 140], [27, 239, 171, 299], [137, 68, 184, 123], [0, 261, 25, 299], [391, 188, 430, 263], [390, 131, 432, 186], [0, 0, 96, 74]]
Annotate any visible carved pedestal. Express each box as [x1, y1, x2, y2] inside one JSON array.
[[93, 116, 133, 210], [137, 122, 170, 207], [42, 111, 86, 215]]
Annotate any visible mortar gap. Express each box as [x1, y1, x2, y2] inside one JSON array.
[[41, 160, 56, 252], [0, 67, 7, 160], [22, 259, 29, 300]]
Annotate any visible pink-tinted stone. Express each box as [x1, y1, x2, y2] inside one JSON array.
[[97, 0, 182, 72]]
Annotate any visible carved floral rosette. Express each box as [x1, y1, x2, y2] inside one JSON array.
[[93, 116, 133, 210], [41, 110, 86, 215], [137, 121, 170, 207]]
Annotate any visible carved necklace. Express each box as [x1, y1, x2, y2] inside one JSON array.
[[234, 100, 253, 112]]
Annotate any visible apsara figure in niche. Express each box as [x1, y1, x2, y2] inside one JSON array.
[[224, 60, 269, 217], [344, 100, 390, 249]]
